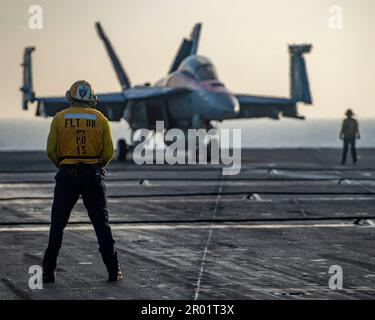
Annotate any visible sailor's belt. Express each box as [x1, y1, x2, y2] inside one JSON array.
[[59, 156, 101, 161]]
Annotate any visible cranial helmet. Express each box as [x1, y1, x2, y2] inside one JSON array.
[[66, 80, 98, 107]]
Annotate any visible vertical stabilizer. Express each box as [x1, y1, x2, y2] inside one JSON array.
[[168, 23, 202, 73], [289, 44, 312, 104], [189, 23, 201, 55], [96, 22, 131, 90], [20, 47, 36, 110]]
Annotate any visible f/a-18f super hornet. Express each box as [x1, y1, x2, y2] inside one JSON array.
[[21, 22, 313, 159]]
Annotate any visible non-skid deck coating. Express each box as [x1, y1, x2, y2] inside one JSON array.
[[0, 148, 374, 300]]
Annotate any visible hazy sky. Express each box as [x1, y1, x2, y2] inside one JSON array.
[[1, 0, 374, 119]]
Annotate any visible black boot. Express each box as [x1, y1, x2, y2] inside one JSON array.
[[108, 265, 123, 282], [103, 251, 123, 282], [43, 269, 56, 283], [42, 249, 57, 283]]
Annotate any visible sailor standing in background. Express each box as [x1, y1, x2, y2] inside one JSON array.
[[340, 109, 360, 165]]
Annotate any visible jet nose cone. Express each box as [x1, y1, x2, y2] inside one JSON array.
[[215, 93, 240, 115], [232, 96, 240, 114]]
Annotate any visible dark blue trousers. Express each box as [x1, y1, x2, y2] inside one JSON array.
[[341, 137, 357, 164], [43, 164, 118, 272]]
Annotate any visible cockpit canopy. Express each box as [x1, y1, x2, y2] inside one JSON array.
[[178, 55, 218, 80]]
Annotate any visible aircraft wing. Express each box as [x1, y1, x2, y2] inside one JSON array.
[[34, 87, 190, 120], [35, 92, 127, 121], [235, 94, 304, 120]]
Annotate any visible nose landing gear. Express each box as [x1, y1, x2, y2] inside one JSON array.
[[117, 139, 128, 161]]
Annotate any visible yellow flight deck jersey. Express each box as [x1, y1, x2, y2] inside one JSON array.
[[46, 106, 114, 167]]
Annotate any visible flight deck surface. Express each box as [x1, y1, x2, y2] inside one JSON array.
[[0, 149, 374, 299]]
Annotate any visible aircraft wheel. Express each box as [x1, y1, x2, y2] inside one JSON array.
[[117, 139, 127, 161]]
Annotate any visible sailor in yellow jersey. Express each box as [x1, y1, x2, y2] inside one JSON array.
[[43, 80, 122, 283]]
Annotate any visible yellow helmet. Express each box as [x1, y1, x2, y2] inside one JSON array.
[[66, 80, 98, 106]]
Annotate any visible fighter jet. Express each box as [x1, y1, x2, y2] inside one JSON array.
[[20, 22, 313, 159]]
